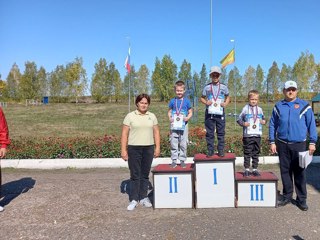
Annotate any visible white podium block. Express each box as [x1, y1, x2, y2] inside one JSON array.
[[152, 164, 194, 209], [235, 171, 278, 207], [194, 153, 236, 208]]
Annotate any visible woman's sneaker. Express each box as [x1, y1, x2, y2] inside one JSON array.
[[127, 200, 138, 211], [139, 197, 152, 208]]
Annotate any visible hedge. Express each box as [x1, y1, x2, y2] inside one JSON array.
[[5, 127, 320, 159]]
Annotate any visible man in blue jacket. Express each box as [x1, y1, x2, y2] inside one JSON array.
[[269, 80, 318, 211]]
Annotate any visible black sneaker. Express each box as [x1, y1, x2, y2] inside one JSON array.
[[252, 170, 261, 177], [206, 150, 214, 157], [243, 170, 250, 177], [277, 198, 291, 207], [296, 201, 308, 211], [218, 151, 224, 157]]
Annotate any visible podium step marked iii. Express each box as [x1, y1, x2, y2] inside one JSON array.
[[235, 171, 279, 207], [152, 164, 194, 209], [194, 153, 236, 208]]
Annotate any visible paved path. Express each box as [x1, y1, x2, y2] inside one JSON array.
[[0, 164, 320, 240]]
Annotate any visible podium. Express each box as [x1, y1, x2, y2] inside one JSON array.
[[235, 171, 278, 207], [152, 164, 194, 209], [194, 153, 236, 208]]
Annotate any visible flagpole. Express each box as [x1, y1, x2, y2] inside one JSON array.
[[230, 39, 236, 129], [126, 37, 131, 113], [210, 0, 213, 67]]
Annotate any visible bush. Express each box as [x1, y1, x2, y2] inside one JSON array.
[[6, 128, 320, 159]]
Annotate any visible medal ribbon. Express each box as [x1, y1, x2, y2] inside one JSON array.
[[250, 105, 258, 124], [175, 98, 184, 116], [211, 83, 220, 103]]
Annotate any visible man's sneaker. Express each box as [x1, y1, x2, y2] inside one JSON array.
[[252, 170, 261, 177], [277, 198, 291, 207], [170, 162, 177, 168], [0, 206, 4, 212], [127, 200, 138, 211], [296, 201, 308, 211], [139, 197, 152, 208], [180, 161, 186, 168], [243, 170, 251, 177]]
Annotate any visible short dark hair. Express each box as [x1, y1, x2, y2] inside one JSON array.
[[174, 80, 185, 90], [135, 93, 151, 105]]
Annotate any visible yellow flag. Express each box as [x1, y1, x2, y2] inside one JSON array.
[[220, 49, 235, 68]]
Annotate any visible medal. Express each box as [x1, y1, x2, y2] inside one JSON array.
[[252, 124, 257, 129], [176, 117, 180, 121], [214, 103, 217, 107]]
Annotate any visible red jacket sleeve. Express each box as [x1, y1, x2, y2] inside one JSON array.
[[0, 107, 10, 148]]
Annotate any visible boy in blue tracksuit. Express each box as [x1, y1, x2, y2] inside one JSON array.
[[168, 80, 193, 168], [269, 80, 318, 211], [237, 90, 266, 177]]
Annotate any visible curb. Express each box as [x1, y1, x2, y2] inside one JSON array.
[[2, 156, 319, 169]]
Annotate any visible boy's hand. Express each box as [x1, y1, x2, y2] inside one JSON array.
[[260, 119, 266, 125], [169, 117, 174, 123], [243, 122, 250, 127]]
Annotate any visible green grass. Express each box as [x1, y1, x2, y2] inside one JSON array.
[[3, 101, 277, 140]]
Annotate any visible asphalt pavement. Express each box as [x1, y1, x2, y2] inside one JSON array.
[[0, 164, 319, 240]]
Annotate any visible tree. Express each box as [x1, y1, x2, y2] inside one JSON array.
[[65, 57, 87, 103], [49, 65, 66, 101], [266, 61, 280, 101], [178, 60, 193, 99], [151, 55, 177, 101], [243, 65, 256, 93], [199, 64, 208, 97], [5, 63, 21, 100], [91, 58, 108, 103], [135, 64, 150, 94], [123, 65, 137, 99], [312, 63, 320, 93], [19, 61, 38, 100], [292, 51, 316, 98], [255, 64, 264, 94], [37, 67, 48, 97], [108, 62, 121, 102]]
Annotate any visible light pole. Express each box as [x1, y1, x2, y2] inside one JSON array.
[[230, 39, 236, 129]]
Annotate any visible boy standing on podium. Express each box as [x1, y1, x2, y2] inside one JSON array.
[[168, 80, 193, 168], [237, 90, 266, 177]]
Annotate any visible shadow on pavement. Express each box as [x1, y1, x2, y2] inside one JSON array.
[[0, 177, 36, 207], [306, 163, 320, 192]]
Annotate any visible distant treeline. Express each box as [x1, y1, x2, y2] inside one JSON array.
[[0, 50, 319, 103]]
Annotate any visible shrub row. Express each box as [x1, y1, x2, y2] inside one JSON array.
[[6, 127, 320, 159]]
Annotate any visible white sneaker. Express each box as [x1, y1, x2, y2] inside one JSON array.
[[127, 200, 138, 211], [0, 206, 4, 212], [140, 197, 152, 208]]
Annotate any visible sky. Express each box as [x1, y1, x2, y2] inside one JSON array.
[[1, 0, 320, 85]]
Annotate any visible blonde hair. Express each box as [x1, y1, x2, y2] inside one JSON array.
[[248, 90, 259, 99]]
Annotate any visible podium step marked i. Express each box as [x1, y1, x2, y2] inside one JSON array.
[[235, 171, 279, 207], [152, 164, 194, 209], [194, 153, 236, 208]]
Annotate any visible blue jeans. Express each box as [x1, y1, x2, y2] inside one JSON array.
[[128, 145, 154, 201]]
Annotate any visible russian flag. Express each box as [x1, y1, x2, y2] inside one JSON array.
[[124, 47, 131, 73]]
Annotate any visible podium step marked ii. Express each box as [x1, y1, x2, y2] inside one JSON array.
[[194, 153, 236, 208], [235, 171, 278, 207], [152, 164, 194, 209]]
